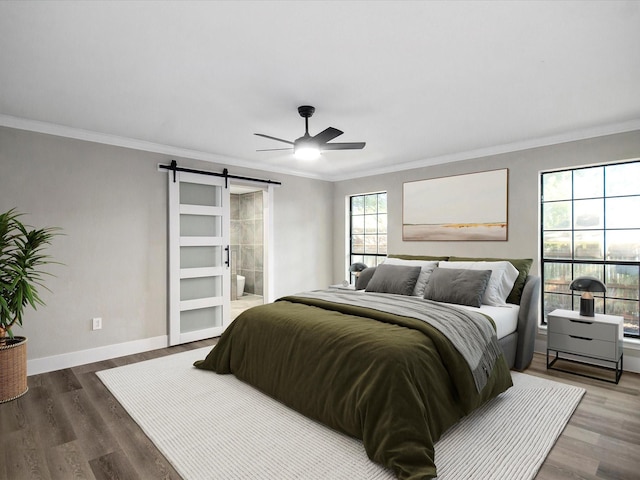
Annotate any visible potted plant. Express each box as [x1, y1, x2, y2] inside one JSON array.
[[0, 208, 59, 403]]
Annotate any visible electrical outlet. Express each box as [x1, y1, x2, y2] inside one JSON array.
[[92, 317, 102, 331]]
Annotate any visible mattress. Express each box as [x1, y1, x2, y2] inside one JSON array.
[[441, 302, 520, 339]]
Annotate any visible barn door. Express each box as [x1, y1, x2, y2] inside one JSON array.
[[167, 171, 230, 345]]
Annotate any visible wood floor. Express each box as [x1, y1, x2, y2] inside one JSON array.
[[1, 344, 638, 480]]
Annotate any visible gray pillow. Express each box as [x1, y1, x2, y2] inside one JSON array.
[[423, 267, 492, 307], [364, 264, 422, 296]]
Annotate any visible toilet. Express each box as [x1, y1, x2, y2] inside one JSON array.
[[237, 275, 246, 297]]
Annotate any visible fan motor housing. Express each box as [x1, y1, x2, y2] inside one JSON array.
[[298, 105, 315, 118]]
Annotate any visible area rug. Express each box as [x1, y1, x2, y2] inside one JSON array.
[[97, 347, 585, 479]]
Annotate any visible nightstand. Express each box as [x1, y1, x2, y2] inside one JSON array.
[[547, 309, 624, 383]]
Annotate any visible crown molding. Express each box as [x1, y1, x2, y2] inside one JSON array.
[[0, 114, 325, 181], [328, 118, 640, 181], [2, 114, 639, 183]]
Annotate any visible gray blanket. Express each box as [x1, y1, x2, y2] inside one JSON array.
[[295, 289, 504, 392]]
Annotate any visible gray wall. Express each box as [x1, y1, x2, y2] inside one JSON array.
[[0, 127, 333, 362], [332, 130, 640, 281]]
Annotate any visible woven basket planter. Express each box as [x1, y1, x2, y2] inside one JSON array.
[[0, 336, 28, 403]]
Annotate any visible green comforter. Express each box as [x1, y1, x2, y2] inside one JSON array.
[[194, 294, 513, 479]]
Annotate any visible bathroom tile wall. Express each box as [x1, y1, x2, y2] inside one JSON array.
[[230, 191, 263, 297]]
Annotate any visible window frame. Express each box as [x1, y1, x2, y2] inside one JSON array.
[[540, 159, 640, 339], [348, 191, 387, 282]]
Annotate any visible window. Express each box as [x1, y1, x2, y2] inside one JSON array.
[[349, 192, 387, 279], [541, 160, 640, 338]]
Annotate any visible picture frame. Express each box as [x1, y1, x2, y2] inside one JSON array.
[[403, 168, 508, 241]]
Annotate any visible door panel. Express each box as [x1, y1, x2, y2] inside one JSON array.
[[168, 172, 230, 345]]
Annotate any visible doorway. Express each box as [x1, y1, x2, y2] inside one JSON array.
[[229, 184, 268, 319]]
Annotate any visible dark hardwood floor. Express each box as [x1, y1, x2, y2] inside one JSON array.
[[1, 343, 638, 480]]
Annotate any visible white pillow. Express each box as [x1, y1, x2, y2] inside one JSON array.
[[383, 258, 439, 297], [438, 261, 519, 306]]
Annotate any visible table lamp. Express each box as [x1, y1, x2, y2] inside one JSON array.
[[349, 262, 367, 277], [569, 276, 606, 317]]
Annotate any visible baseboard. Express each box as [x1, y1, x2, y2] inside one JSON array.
[[27, 335, 169, 376]]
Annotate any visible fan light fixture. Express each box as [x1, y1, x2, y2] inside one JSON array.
[[569, 276, 606, 317], [294, 139, 321, 160]]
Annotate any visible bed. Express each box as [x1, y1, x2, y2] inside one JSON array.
[[195, 256, 539, 479]]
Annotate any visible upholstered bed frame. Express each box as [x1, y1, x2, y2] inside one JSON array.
[[499, 275, 540, 370]]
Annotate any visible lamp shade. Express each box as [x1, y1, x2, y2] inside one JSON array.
[[569, 276, 606, 317], [569, 276, 606, 293], [349, 262, 368, 273]]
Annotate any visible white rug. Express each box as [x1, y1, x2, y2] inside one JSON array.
[[97, 348, 584, 480]]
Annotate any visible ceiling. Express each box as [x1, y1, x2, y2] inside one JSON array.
[[1, 1, 639, 181]]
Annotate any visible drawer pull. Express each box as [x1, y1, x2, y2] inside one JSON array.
[[569, 319, 593, 325], [569, 335, 593, 341]]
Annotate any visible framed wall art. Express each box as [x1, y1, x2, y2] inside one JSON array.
[[403, 168, 508, 241]]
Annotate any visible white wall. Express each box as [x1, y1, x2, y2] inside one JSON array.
[[332, 129, 640, 372], [0, 127, 333, 372]]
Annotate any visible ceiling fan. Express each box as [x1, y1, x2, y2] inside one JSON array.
[[255, 106, 366, 160]]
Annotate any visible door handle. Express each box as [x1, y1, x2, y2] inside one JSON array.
[[225, 245, 230, 267]]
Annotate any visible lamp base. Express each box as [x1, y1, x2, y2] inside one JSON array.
[[579, 298, 595, 317]]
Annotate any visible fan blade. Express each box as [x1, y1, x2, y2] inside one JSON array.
[[254, 133, 295, 145], [256, 148, 293, 152], [312, 127, 343, 145], [321, 142, 366, 150]]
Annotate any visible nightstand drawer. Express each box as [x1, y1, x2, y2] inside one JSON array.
[[547, 315, 615, 340], [548, 333, 618, 361]]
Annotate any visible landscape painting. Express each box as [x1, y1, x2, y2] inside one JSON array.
[[403, 169, 508, 241]]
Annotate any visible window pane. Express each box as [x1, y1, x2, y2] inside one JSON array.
[[606, 264, 639, 300], [352, 235, 364, 253], [378, 214, 387, 234], [574, 230, 604, 260], [574, 199, 603, 229], [365, 195, 378, 214], [593, 296, 605, 315], [364, 236, 378, 254], [351, 215, 364, 234], [574, 264, 604, 284], [574, 166, 603, 199], [543, 171, 572, 201], [352, 196, 364, 215], [544, 262, 572, 294], [607, 230, 640, 261], [607, 299, 640, 336], [606, 162, 640, 197], [351, 254, 364, 265], [544, 292, 572, 318], [543, 201, 571, 230], [365, 215, 377, 234], [543, 231, 572, 259], [606, 196, 640, 229], [378, 193, 387, 214], [607, 230, 640, 262], [363, 255, 380, 267], [378, 235, 387, 254]]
